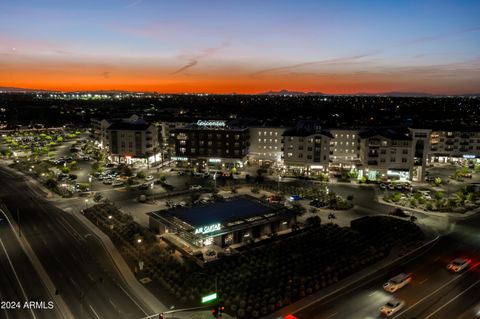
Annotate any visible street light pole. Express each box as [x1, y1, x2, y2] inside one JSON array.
[[277, 175, 281, 193], [213, 172, 217, 191]]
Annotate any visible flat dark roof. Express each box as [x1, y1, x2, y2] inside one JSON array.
[[165, 197, 273, 227]]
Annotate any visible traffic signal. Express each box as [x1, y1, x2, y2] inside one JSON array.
[[219, 305, 225, 315]]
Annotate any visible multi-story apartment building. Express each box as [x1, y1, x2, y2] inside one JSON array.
[[248, 126, 286, 166], [171, 119, 250, 170], [358, 129, 413, 181], [104, 117, 161, 166], [329, 129, 361, 169], [283, 129, 332, 175], [428, 128, 480, 163], [409, 128, 431, 181]]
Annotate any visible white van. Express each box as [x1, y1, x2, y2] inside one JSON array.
[[383, 273, 412, 293]]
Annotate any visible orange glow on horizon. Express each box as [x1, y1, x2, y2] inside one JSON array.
[[1, 60, 477, 95]]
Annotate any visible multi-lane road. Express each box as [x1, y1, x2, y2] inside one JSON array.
[[0, 208, 62, 319], [292, 209, 480, 319], [0, 167, 154, 319]]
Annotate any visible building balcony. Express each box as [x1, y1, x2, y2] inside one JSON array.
[[367, 160, 378, 166]]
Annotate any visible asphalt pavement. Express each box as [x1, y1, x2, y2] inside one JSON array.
[[0, 167, 154, 319], [0, 209, 63, 319]]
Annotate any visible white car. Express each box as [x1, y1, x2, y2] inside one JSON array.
[[447, 258, 471, 273], [103, 178, 114, 185], [380, 298, 405, 317], [145, 175, 154, 181], [112, 180, 124, 187], [383, 273, 412, 293]]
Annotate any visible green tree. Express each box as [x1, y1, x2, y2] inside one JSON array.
[[136, 171, 146, 179], [434, 191, 444, 200], [158, 173, 167, 183], [392, 192, 401, 202], [94, 193, 103, 203]]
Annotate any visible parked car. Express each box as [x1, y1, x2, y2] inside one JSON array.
[[190, 185, 202, 190], [138, 183, 150, 190], [103, 178, 114, 185], [447, 258, 471, 273], [112, 180, 124, 187], [177, 171, 185, 176], [380, 298, 405, 317], [145, 175, 154, 181], [310, 198, 326, 207], [387, 184, 396, 190], [379, 183, 387, 190], [289, 195, 301, 201]]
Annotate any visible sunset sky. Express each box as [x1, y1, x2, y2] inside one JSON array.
[[1, 0, 479, 94]]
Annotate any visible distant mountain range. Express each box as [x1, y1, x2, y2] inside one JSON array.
[[0, 86, 51, 93], [259, 89, 325, 96], [0, 86, 478, 97]]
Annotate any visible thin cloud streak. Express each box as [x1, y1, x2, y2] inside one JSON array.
[[125, 0, 143, 9], [250, 51, 382, 77], [171, 43, 228, 75]]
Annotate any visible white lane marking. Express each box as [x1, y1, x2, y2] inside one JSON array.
[[423, 278, 480, 319], [419, 278, 429, 284], [326, 312, 338, 318], [118, 284, 149, 315], [0, 238, 37, 319], [60, 216, 86, 242], [109, 298, 117, 309], [368, 291, 378, 296], [89, 304, 101, 319], [393, 272, 468, 318]]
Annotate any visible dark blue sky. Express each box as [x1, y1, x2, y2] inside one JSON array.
[[1, 0, 479, 93]]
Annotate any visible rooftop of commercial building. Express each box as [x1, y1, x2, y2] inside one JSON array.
[[165, 197, 273, 227]]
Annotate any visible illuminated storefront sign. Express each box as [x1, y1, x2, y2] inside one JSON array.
[[463, 155, 476, 159], [208, 158, 222, 163], [196, 120, 226, 127], [171, 156, 188, 161], [195, 223, 221, 235]]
